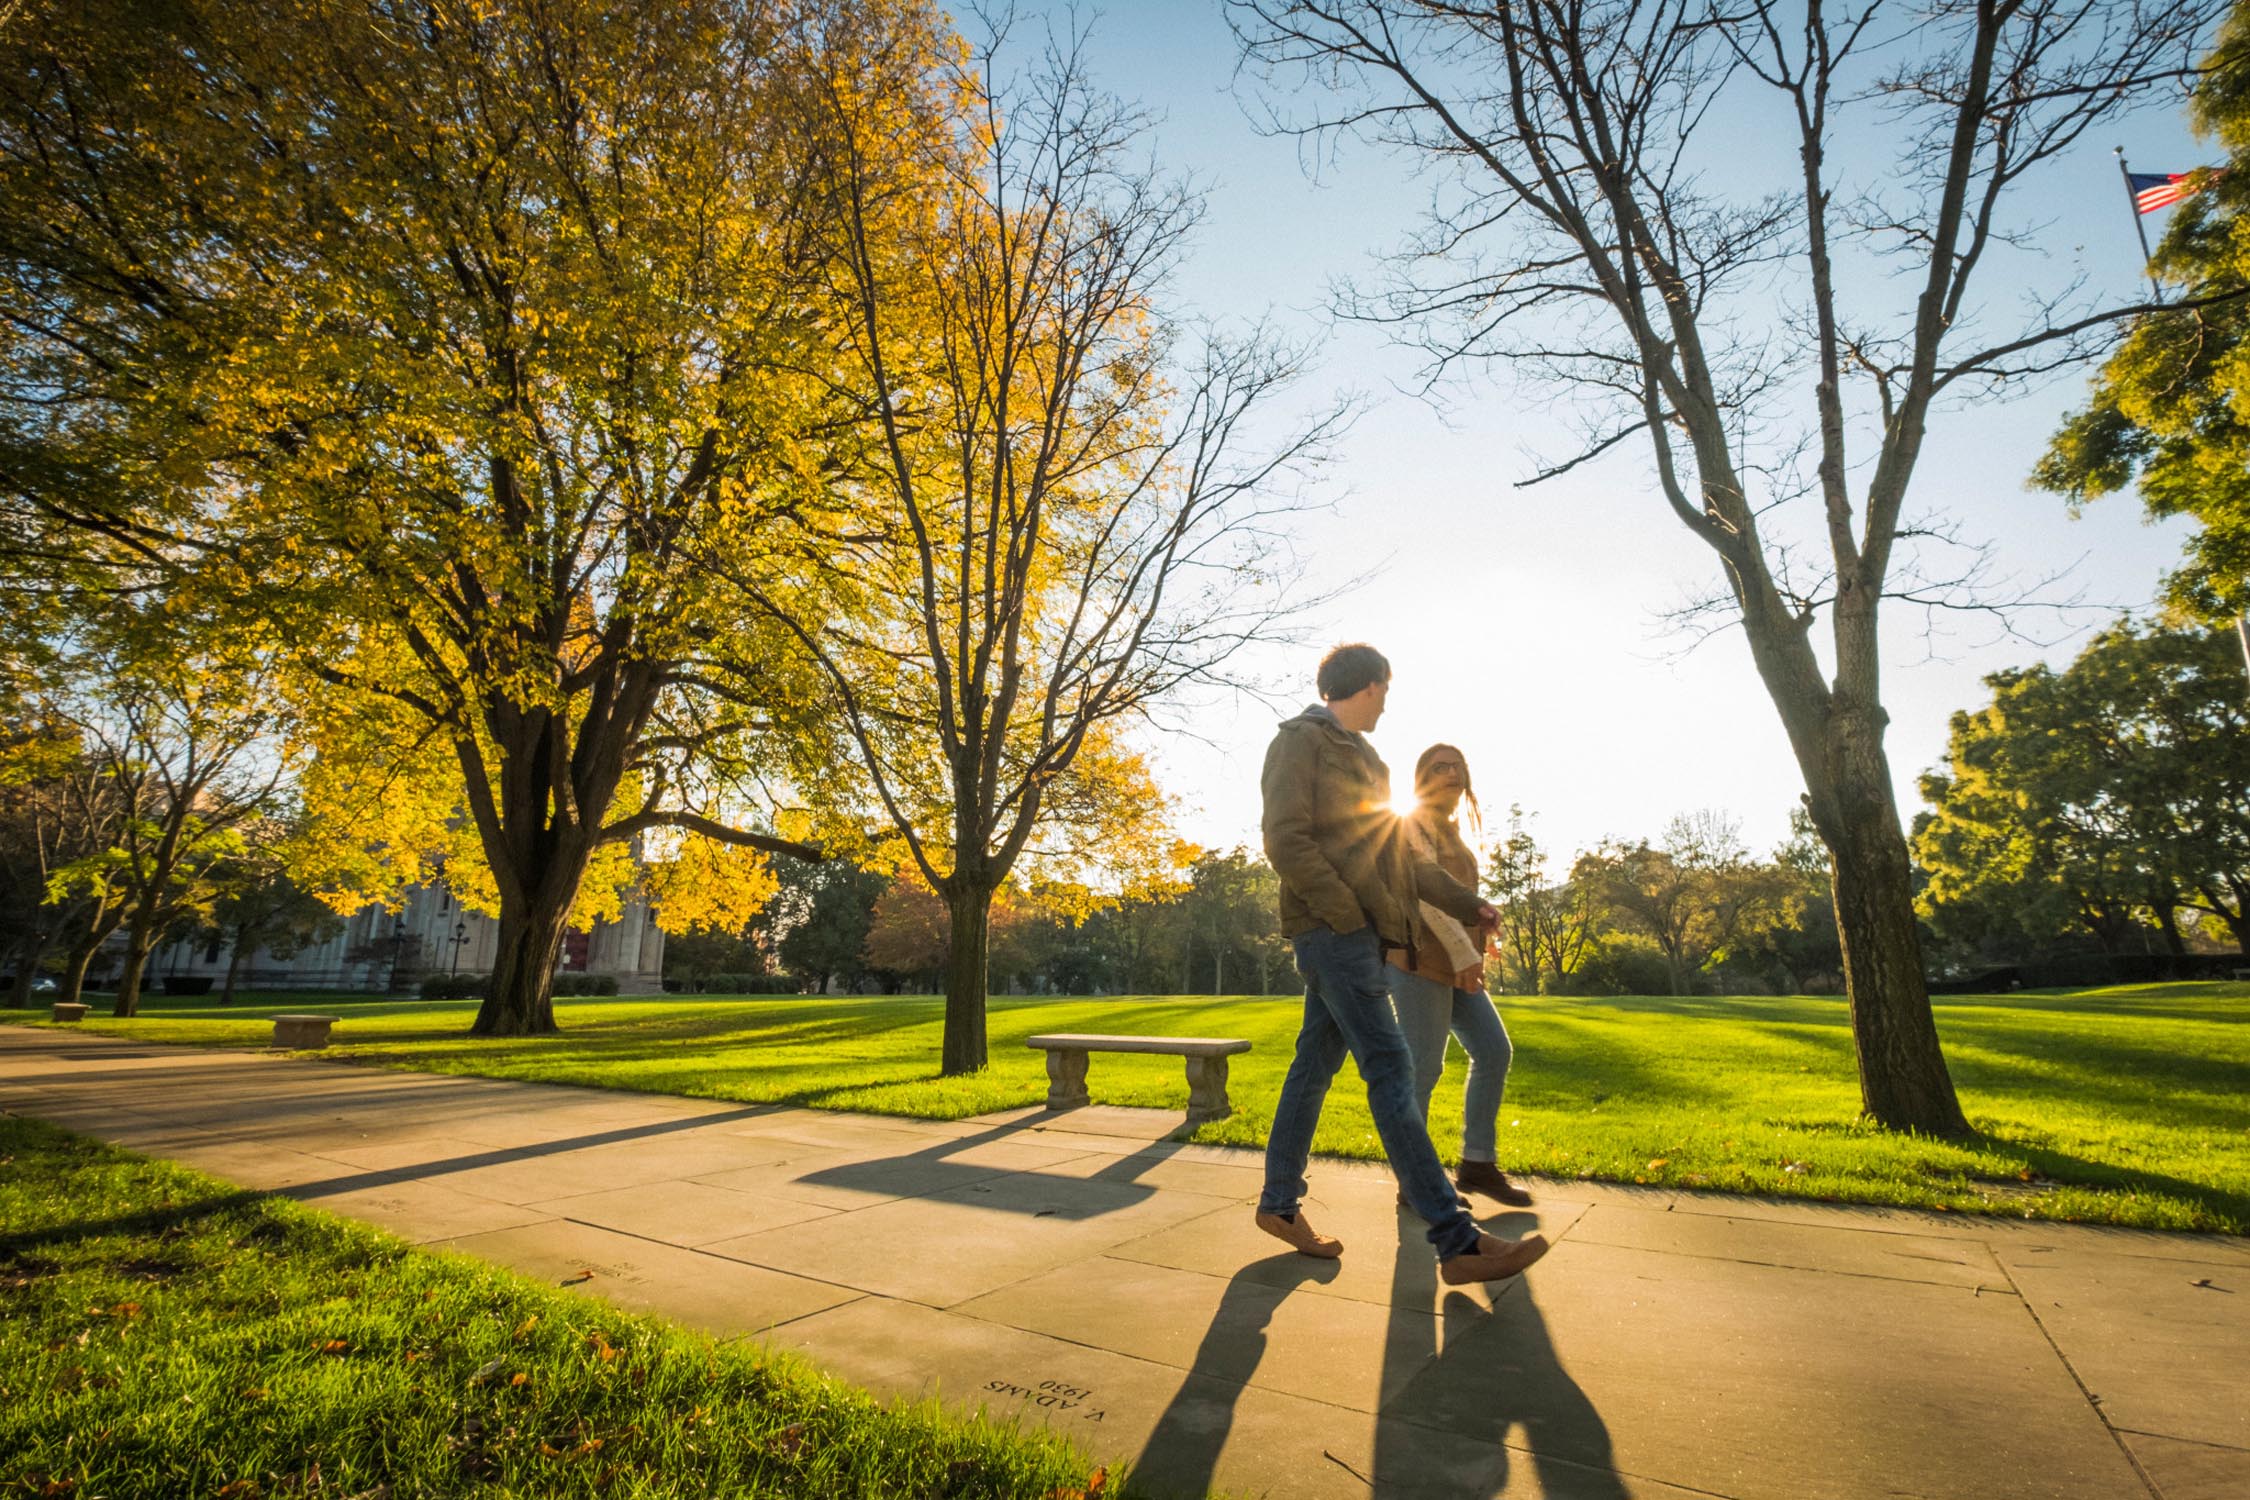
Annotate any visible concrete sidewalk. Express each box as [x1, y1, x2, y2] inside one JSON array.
[[2, 1027, 2243, 1500]]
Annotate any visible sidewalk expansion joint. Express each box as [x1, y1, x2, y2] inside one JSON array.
[[1991, 1254, 2164, 1500], [2112, 1426, 2250, 1455], [1557, 1233, 2020, 1292]]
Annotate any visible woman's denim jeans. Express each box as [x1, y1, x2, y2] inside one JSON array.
[[1258, 925, 1483, 1260], [1387, 968, 1512, 1164]]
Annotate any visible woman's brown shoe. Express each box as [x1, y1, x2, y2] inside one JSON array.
[[1455, 1160, 1534, 1207], [1255, 1210, 1343, 1258], [1438, 1231, 1549, 1285]]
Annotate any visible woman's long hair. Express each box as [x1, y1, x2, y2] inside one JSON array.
[[1413, 742, 1481, 836]]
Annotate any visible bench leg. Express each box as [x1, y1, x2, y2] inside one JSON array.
[[1183, 1055, 1232, 1124], [1044, 1049, 1090, 1111]]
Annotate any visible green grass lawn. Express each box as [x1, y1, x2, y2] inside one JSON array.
[[9, 982, 2248, 1234], [0, 1116, 1115, 1499]]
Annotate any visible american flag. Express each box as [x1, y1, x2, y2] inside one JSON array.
[[2128, 171, 2201, 214]]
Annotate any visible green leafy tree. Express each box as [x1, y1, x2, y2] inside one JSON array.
[[44, 626, 294, 1017], [1174, 848, 1284, 996], [202, 819, 342, 1005], [1576, 812, 1802, 996], [1483, 806, 1600, 995], [0, 723, 115, 1006], [1915, 620, 2250, 955], [2036, 7, 2250, 624], [768, 859, 886, 994]]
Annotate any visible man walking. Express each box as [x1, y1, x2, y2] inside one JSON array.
[[1255, 644, 1548, 1284]]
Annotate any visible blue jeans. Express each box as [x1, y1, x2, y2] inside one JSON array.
[[1388, 968, 1512, 1164], [1259, 925, 1483, 1259]]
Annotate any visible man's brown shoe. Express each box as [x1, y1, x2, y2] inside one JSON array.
[[1455, 1160, 1534, 1207], [1438, 1231, 1549, 1285], [1255, 1210, 1343, 1259]]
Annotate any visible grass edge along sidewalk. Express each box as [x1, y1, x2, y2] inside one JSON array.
[[10, 981, 2248, 1235], [0, 1115, 1123, 1500]]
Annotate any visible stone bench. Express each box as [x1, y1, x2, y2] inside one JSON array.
[[271, 1014, 339, 1049], [51, 1001, 88, 1023], [1025, 1034, 1252, 1124]]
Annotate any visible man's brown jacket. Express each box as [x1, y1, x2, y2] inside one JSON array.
[[1260, 706, 1485, 960]]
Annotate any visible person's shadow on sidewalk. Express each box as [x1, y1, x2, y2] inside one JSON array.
[[1130, 1213, 1622, 1499], [1371, 1215, 1625, 1498], [1127, 1252, 1340, 1498]]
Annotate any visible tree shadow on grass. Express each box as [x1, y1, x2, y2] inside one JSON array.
[[1977, 1139, 2250, 1233]]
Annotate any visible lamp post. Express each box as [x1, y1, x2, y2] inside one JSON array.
[[449, 920, 470, 975]]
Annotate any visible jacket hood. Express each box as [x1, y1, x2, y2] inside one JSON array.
[[1282, 703, 1349, 735]]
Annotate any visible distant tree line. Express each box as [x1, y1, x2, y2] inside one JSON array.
[[650, 619, 2247, 1000]]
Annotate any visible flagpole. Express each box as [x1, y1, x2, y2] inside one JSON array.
[[2116, 147, 2163, 302]]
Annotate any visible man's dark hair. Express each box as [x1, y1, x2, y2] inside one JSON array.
[[1317, 642, 1391, 701]]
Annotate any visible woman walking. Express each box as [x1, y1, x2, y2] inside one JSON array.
[[1390, 744, 1533, 1207]]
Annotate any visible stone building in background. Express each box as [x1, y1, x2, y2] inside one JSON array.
[[151, 881, 666, 995]]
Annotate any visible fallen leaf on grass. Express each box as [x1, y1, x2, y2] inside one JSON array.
[[214, 1480, 260, 1498], [767, 1422, 805, 1458], [468, 1356, 507, 1386], [1645, 1158, 1669, 1171], [510, 1372, 528, 1387], [341, 1487, 389, 1500], [512, 1315, 539, 1340], [317, 1339, 350, 1355], [586, 1331, 618, 1362]]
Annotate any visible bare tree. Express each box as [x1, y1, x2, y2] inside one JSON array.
[[1235, 0, 2222, 1131], [726, 33, 1342, 1072]]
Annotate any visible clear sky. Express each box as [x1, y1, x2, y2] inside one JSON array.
[[1023, 1, 2216, 869]]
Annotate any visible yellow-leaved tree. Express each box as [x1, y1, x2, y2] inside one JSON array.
[[0, 0, 966, 1032]]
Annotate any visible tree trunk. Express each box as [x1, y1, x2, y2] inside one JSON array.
[[941, 888, 991, 1075], [220, 921, 251, 1005], [8, 930, 48, 1009], [1825, 805, 1969, 1136], [471, 891, 571, 1036], [57, 935, 97, 1007], [1213, 948, 1224, 996], [112, 933, 153, 1018], [2153, 901, 2187, 959]]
